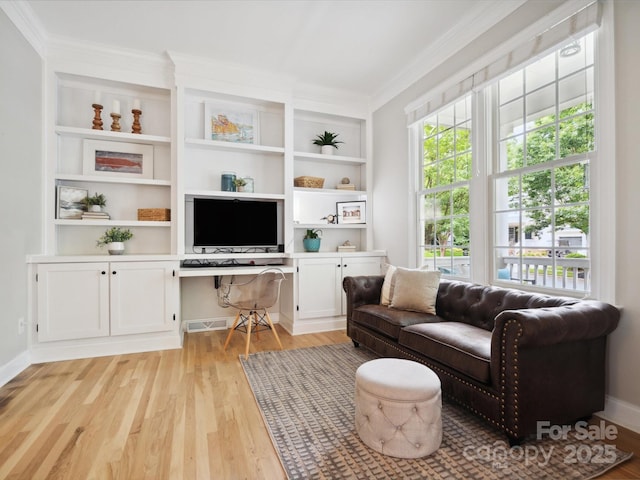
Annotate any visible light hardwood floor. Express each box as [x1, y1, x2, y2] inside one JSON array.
[[0, 327, 638, 479]]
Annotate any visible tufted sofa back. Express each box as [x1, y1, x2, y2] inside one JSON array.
[[436, 279, 579, 331]]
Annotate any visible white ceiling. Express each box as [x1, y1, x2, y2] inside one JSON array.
[[22, 0, 525, 105]]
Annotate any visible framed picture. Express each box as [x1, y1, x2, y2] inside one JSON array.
[[337, 201, 366, 224], [83, 140, 154, 179], [57, 186, 87, 219], [204, 103, 259, 144]]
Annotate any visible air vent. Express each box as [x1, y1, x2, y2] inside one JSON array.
[[184, 319, 228, 333]]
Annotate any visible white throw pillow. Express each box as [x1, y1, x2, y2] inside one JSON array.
[[380, 264, 397, 306], [389, 267, 441, 314]]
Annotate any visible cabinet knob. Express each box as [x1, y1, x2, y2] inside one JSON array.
[[112, 271, 117, 275], [343, 264, 347, 268], [101, 271, 106, 275]]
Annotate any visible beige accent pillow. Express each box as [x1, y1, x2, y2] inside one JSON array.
[[380, 264, 397, 306], [389, 267, 441, 314]]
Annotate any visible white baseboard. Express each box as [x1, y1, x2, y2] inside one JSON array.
[[599, 394, 640, 434], [0, 350, 31, 388], [29, 332, 182, 364], [279, 315, 346, 336]]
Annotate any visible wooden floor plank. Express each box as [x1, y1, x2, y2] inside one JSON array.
[[0, 326, 637, 479]]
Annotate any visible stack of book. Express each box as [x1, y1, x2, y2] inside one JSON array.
[[336, 183, 356, 190], [82, 211, 110, 220]]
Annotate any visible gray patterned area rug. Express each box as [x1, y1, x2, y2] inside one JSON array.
[[241, 343, 632, 479]]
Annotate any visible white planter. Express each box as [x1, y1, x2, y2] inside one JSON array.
[[321, 145, 335, 155], [89, 205, 102, 212], [107, 242, 125, 255]]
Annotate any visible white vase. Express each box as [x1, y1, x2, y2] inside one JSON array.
[[89, 205, 102, 212], [321, 145, 335, 155], [107, 242, 125, 255]]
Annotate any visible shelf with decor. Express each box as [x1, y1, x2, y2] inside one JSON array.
[[46, 71, 173, 256], [178, 87, 288, 256], [185, 138, 284, 155], [181, 89, 286, 200], [54, 219, 170, 227], [55, 126, 170, 145], [184, 189, 285, 200], [292, 107, 370, 254]]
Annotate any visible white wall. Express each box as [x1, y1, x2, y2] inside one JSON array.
[[372, 0, 640, 432], [0, 9, 42, 381], [372, 0, 560, 267], [607, 0, 640, 431]]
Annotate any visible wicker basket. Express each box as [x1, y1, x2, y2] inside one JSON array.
[[294, 176, 325, 188], [137, 208, 171, 221]]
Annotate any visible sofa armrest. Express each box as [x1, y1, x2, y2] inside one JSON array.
[[493, 300, 620, 348], [490, 300, 620, 439], [342, 275, 384, 321]]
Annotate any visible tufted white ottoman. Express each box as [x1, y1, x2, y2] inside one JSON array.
[[355, 358, 442, 458]]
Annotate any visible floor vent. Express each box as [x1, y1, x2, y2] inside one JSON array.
[[184, 319, 228, 333]]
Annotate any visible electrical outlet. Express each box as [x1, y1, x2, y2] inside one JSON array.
[[18, 317, 25, 335]]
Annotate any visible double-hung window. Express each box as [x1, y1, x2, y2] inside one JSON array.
[[418, 95, 472, 278], [493, 33, 594, 292], [413, 24, 600, 296]]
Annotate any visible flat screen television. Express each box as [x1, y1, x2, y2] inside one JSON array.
[[193, 197, 279, 249]]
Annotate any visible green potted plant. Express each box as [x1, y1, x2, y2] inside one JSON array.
[[303, 228, 322, 252], [83, 193, 107, 212], [312, 131, 343, 155], [233, 177, 247, 192], [96, 227, 133, 255]]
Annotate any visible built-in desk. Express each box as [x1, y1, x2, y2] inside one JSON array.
[[179, 265, 295, 277]]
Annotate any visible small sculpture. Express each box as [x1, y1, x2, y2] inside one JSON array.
[[321, 214, 337, 224]]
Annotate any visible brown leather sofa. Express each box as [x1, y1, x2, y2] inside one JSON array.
[[343, 276, 620, 444]]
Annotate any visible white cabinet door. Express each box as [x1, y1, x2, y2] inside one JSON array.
[[298, 256, 382, 319], [110, 261, 177, 336], [37, 262, 110, 342], [340, 256, 382, 278], [340, 256, 382, 312], [298, 257, 342, 319]]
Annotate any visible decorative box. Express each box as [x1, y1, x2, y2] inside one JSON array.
[[137, 208, 171, 221], [337, 245, 357, 252]]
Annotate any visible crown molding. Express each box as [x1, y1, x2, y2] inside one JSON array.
[[47, 36, 172, 89], [0, 0, 47, 57], [168, 50, 296, 103], [371, 0, 527, 111]]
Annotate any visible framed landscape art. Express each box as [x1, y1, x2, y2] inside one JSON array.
[[57, 186, 88, 219], [83, 140, 154, 179], [204, 103, 259, 144]]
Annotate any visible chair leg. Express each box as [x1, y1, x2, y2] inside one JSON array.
[[223, 311, 242, 351], [253, 310, 260, 340], [244, 312, 253, 360], [264, 310, 283, 350]]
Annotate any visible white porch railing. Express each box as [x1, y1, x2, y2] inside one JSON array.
[[498, 256, 590, 292], [425, 255, 590, 293]]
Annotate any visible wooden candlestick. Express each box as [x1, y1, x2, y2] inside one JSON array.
[[110, 113, 121, 132], [131, 109, 142, 134], [91, 104, 104, 130]]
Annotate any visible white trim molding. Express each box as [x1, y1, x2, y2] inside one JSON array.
[[0, 0, 47, 58], [0, 350, 31, 389], [602, 394, 640, 434]]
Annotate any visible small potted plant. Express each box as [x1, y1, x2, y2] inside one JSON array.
[[312, 131, 343, 155], [83, 193, 107, 212], [96, 227, 133, 255], [303, 228, 322, 252], [234, 177, 247, 192]]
